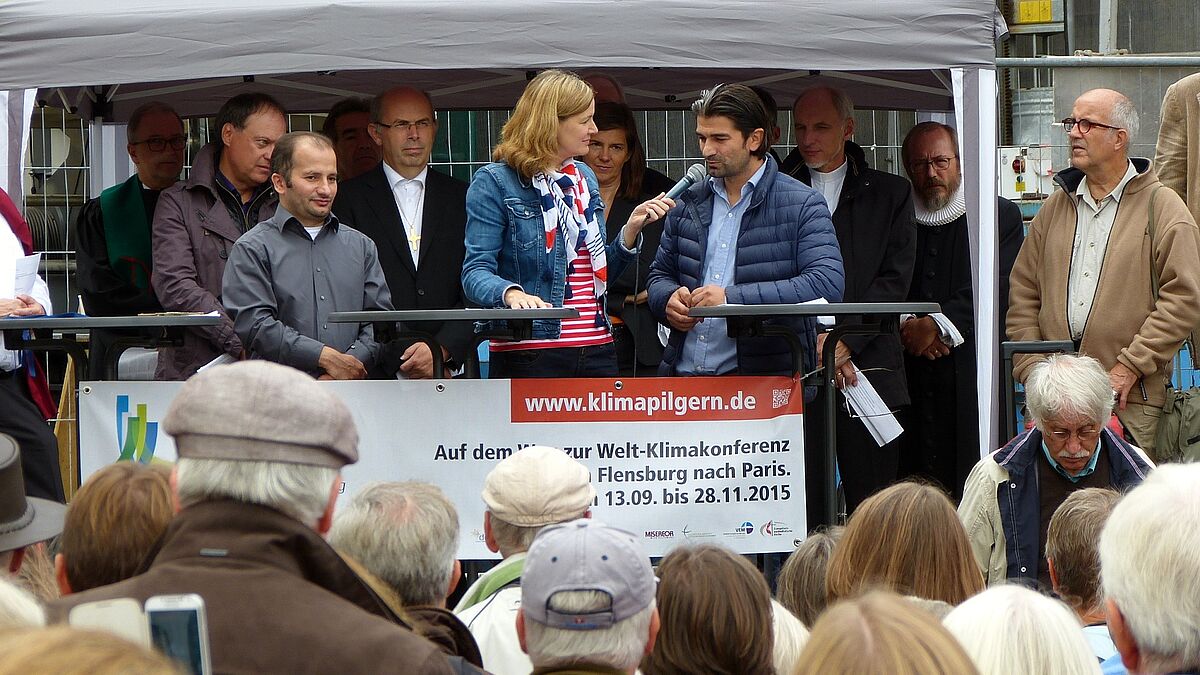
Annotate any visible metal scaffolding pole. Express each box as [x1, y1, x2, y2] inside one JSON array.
[[997, 56, 1200, 68]]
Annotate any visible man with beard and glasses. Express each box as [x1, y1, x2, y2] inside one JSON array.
[[898, 122, 1022, 498], [222, 132, 392, 379]]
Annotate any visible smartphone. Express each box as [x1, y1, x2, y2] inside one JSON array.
[[144, 594, 213, 675], [68, 597, 150, 647]]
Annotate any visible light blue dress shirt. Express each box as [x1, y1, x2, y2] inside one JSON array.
[[677, 160, 768, 375]]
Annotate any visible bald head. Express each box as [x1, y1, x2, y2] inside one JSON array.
[[1067, 88, 1137, 178], [369, 87, 438, 179]]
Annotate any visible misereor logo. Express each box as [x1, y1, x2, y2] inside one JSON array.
[[116, 395, 158, 463]]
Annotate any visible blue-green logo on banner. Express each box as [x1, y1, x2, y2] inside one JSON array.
[[116, 395, 158, 463]]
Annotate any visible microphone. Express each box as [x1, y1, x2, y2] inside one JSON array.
[[665, 163, 708, 200]]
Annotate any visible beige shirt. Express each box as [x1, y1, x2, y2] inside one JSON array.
[[1067, 161, 1138, 338]]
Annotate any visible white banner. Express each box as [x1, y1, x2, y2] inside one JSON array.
[[80, 376, 807, 557]]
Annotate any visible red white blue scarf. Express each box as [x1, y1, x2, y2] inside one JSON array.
[[533, 160, 607, 298]]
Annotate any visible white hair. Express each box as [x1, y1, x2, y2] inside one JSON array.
[[795, 85, 855, 121], [1109, 93, 1140, 139], [0, 576, 44, 628], [174, 458, 337, 527], [1025, 354, 1115, 428], [771, 600, 810, 675], [489, 513, 580, 557], [943, 585, 1100, 675], [524, 590, 655, 671], [328, 481, 459, 607], [1100, 464, 1200, 672]]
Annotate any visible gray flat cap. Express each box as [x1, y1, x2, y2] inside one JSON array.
[[163, 361, 358, 468]]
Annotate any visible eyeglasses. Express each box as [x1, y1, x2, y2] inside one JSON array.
[[1060, 117, 1123, 134], [131, 135, 187, 151], [1046, 427, 1101, 443], [907, 155, 957, 173], [375, 119, 433, 133]]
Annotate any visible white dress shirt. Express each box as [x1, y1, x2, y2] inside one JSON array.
[[0, 212, 53, 371], [381, 162, 428, 264], [810, 160, 848, 215], [1067, 161, 1138, 339]]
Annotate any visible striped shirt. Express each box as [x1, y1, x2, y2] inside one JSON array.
[[491, 243, 612, 352]]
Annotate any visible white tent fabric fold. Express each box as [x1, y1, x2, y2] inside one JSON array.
[[0, 0, 1001, 459]]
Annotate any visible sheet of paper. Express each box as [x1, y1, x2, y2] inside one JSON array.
[[196, 353, 237, 373], [14, 253, 40, 295], [930, 312, 965, 347], [842, 363, 904, 446], [800, 297, 836, 326]]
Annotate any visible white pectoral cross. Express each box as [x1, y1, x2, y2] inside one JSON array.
[[406, 229, 422, 256]]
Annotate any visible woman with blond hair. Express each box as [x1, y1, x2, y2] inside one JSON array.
[[825, 481, 983, 606], [795, 590, 979, 675], [462, 69, 673, 378]]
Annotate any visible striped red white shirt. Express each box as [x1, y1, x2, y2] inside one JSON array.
[[491, 245, 612, 352]]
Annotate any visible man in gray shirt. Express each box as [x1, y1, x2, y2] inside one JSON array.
[[223, 131, 393, 379]]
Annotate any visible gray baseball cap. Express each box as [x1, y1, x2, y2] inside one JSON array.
[[522, 519, 655, 630], [163, 361, 358, 469]]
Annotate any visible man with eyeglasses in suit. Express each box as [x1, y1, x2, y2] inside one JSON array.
[[1007, 88, 1200, 461], [75, 101, 186, 378], [334, 87, 470, 379]]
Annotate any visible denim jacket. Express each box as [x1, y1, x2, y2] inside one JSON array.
[[461, 161, 638, 340]]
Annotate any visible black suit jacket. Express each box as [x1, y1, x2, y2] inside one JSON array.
[[333, 163, 472, 364], [780, 141, 917, 407]]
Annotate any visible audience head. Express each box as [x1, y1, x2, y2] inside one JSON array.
[[691, 83, 771, 163], [321, 96, 379, 180], [1067, 88, 1137, 175], [902, 121, 962, 211], [0, 575, 44, 628], [214, 92, 287, 190], [1100, 463, 1200, 673], [582, 73, 625, 104], [517, 520, 658, 674], [368, 87, 437, 180], [55, 461, 172, 595], [495, 69, 596, 178], [642, 544, 775, 675], [1025, 354, 1114, 479], [792, 85, 855, 173], [776, 525, 843, 626], [0, 626, 182, 675], [944, 585, 1100, 675], [126, 101, 185, 190], [795, 590, 979, 675], [0, 435, 65, 576], [1046, 487, 1121, 620], [770, 600, 809, 675], [825, 481, 983, 606], [749, 85, 781, 146], [584, 102, 646, 200], [163, 361, 357, 533], [480, 445, 594, 558], [269, 131, 338, 228], [329, 480, 460, 607]]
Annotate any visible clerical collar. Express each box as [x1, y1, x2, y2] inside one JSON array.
[[913, 183, 967, 227], [1041, 439, 1102, 483], [809, 161, 847, 183]]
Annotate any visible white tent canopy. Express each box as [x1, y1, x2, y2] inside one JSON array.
[[0, 0, 1001, 457]]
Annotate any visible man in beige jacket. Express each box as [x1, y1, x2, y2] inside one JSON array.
[[1154, 71, 1200, 223], [1008, 88, 1200, 459]]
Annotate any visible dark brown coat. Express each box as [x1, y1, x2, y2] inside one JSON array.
[[49, 500, 455, 674]]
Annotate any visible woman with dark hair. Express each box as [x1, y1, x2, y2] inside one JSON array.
[[825, 481, 984, 607], [643, 544, 777, 675], [461, 70, 674, 378], [582, 102, 664, 376]]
